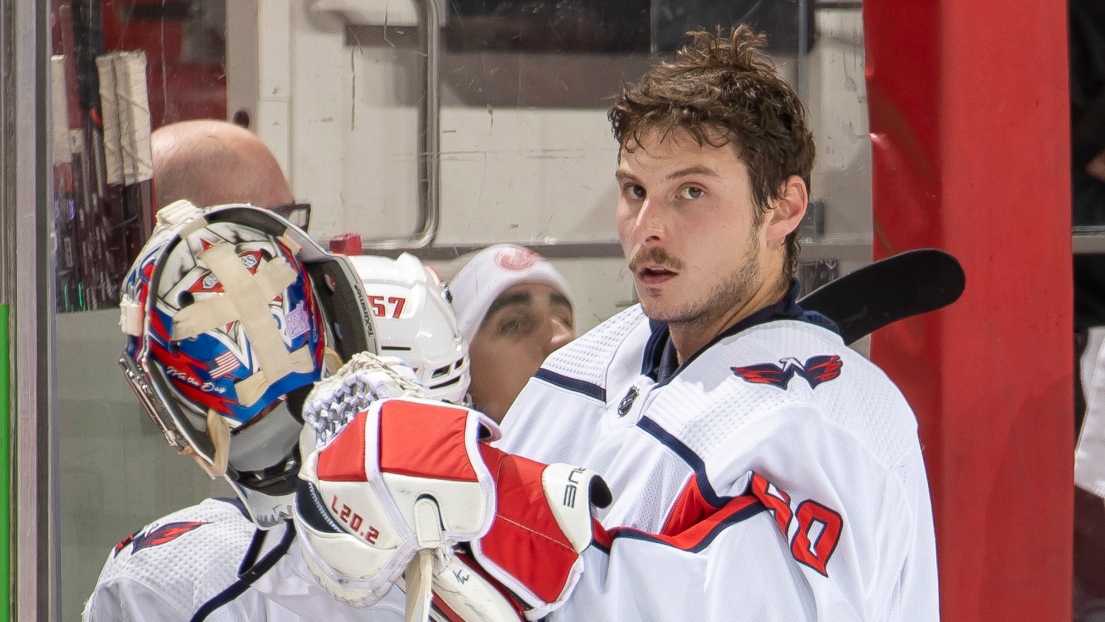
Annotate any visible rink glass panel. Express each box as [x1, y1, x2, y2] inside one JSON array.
[[51, 1, 872, 620], [52, 2, 232, 621]]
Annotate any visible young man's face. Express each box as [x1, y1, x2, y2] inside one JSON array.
[[615, 129, 787, 331], [468, 283, 574, 423]]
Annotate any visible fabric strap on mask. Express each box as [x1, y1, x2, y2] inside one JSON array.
[[171, 240, 313, 406]]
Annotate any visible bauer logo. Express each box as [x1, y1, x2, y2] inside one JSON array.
[[731, 355, 843, 390], [563, 467, 587, 508], [495, 247, 541, 271]]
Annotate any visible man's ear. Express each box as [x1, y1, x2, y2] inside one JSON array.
[[765, 176, 808, 244]]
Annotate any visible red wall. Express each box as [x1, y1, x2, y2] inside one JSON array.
[[865, 1, 1073, 619], [100, 0, 226, 127]]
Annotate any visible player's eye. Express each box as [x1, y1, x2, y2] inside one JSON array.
[[500, 313, 535, 337], [623, 184, 645, 200], [679, 186, 705, 200], [554, 313, 573, 332]]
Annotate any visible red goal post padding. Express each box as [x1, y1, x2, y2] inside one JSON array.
[[864, 1, 1072, 620]]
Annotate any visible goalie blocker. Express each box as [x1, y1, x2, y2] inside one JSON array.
[[293, 353, 611, 622]]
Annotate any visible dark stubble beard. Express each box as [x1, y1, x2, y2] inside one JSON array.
[[634, 228, 763, 331]]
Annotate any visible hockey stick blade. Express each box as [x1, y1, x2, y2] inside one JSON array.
[[798, 249, 965, 345]]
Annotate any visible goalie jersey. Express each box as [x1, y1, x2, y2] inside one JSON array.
[[83, 498, 406, 621], [497, 295, 940, 621]]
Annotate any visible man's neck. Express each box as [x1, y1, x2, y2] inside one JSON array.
[[668, 276, 789, 364]]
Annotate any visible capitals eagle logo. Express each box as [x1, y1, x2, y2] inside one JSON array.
[[731, 355, 843, 390], [113, 521, 207, 557]]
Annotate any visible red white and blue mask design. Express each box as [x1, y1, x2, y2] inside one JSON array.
[[124, 220, 324, 427]]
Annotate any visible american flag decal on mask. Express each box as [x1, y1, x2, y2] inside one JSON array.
[[208, 350, 239, 379]]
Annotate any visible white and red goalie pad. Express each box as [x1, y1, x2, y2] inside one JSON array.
[[471, 446, 610, 620], [295, 397, 498, 607]]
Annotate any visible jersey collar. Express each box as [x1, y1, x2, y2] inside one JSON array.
[[641, 280, 841, 384]]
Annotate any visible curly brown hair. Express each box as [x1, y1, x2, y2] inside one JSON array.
[[609, 26, 815, 279]]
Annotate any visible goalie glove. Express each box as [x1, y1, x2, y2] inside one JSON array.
[[293, 352, 610, 618], [293, 353, 499, 609], [469, 446, 611, 620], [389, 450, 612, 622]]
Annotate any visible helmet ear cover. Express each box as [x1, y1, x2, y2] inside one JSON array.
[[119, 203, 379, 525], [121, 359, 307, 497]]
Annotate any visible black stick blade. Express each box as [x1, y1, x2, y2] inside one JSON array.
[[798, 249, 966, 345]]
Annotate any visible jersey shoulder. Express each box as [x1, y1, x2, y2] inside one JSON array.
[[539, 304, 649, 397], [656, 320, 918, 472], [90, 497, 255, 611], [497, 306, 648, 460]]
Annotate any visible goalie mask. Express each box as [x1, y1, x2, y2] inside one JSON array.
[[118, 201, 378, 528], [348, 253, 470, 404]]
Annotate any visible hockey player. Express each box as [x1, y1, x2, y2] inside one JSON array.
[[449, 244, 575, 422], [490, 26, 940, 619], [292, 26, 939, 621], [348, 253, 470, 405], [85, 210, 564, 620], [82, 202, 410, 620]]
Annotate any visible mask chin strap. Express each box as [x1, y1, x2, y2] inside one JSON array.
[[323, 347, 343, 376], [177, 409, 232, 480], [206, 409, 232, 477]]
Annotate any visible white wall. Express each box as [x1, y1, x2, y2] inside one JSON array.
[[226, 4, 871, 333]]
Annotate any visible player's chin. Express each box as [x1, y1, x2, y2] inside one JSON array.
[[634, 279, 671, 300], [637, 297, 682, 323]]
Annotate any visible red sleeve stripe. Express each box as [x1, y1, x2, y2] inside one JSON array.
[[592, 494, 765, 554], [661, 475, 723, 537]]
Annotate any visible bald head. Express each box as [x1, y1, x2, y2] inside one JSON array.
[[152, 120, 294, 209]]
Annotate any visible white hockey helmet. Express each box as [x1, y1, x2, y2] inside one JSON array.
[[347, 253, 470, 404], [118, 201, 378, 528]]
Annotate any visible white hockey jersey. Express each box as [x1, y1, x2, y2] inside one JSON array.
[[83, 497, 406, 622], [496, 298, 940, 621]]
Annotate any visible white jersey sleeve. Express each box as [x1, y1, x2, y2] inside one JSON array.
[[83, 498, 257, 622], [498, 308, 939, 621], [247, 536, 407, 621], [1077, 326, 1105, 495], [83, 497, 407, 622]]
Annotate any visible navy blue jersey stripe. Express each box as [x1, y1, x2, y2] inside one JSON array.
[[236, 527, 266, 576], [593, 499, 766, 554], [534, 368, 607, 402], [214, 496, 251, 522], [637, 416, 729, 508], [191, 522, 296, 622]]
